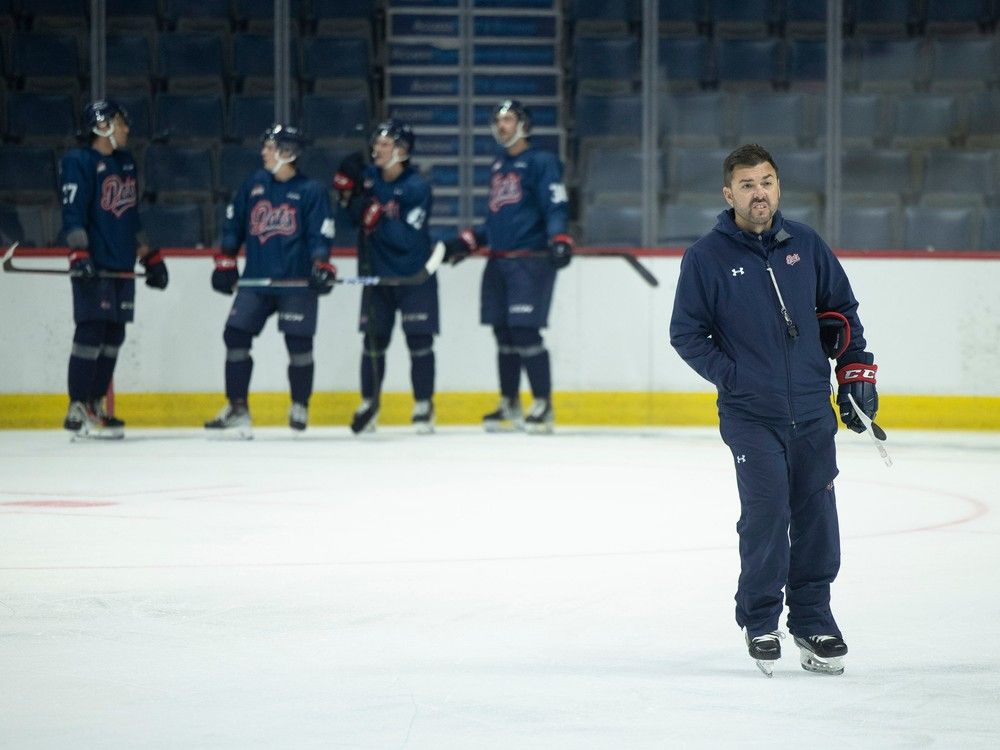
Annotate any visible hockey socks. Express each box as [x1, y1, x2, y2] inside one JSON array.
[[223, 327, 253, 403], [360, 334, 388, 400], [285, 335, 314, 406], [406, 334, 435, 402]]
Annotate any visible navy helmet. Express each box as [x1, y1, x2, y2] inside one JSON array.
[[84, 99, 130, 130], [370, 119, 415, 155], [493, 99, 531, 132], [260, 123, 305, 160]]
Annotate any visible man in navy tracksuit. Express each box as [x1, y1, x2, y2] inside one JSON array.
[[669, 144, 879, 677]]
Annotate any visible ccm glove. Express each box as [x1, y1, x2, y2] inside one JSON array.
[[443, 228, 477, 266], [548, 233, 574, 269], [361, 199, 383, 233], [836, 352, 878, 433], [140, 250, 168, 290], [68, 249, 97, 281], [310, 259, 337, 295], [211, 251, 239, 295], [333, 152, 366, 205]]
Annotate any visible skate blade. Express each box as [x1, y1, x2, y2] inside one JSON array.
[[70, 426, 124, 441], [205, 426, 253, 440], [413, 422, 435, 435], [483, 420, 521, 433], [524, 422, 554, 435], [754, 659, 775, 677], [799, 651, 845, 676]]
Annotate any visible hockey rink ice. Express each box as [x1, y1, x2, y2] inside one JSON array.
[[2, 425, 999, 749]]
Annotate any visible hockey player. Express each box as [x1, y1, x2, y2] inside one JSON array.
[[669, 144, 879, 677], [60, 99, 169, 439], [334, 119, 437, 434], [205, 124, 336, 437], [442, 99, 573, 434]]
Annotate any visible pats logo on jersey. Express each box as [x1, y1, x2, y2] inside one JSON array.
[[99, 174, 137, 217], [249, 200, 298, 242], [489, 172, 523, 213], [786, 253, 801, 266]]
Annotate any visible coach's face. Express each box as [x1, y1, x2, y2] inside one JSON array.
[[723, 162, 780, 233]]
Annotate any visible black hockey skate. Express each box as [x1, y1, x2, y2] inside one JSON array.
[[289, 402, 308, 432], [350, 399, 379, 434], [794, 635, 848, 676], [412, 399, 434, 435], [524, 398, 554, 434], [64, 400, 124, 440], [482, 397, 523, 432], [745, 629, 783, 678], [204, 402, 252, 439]]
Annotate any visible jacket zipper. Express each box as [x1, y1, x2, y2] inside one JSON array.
[[760, 237, 798, 426]]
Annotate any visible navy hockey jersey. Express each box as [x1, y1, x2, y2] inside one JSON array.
[[477, 146, 568, 252], [357, 164, 433, 277], [223, 168, 334, 281], [59, 147, 141, 271]]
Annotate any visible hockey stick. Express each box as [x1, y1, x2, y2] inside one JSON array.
[[238, 240, 446, 289], [484, 248, 659, 288], [2, 243, 145, 278], [847, 393, 892, 467]]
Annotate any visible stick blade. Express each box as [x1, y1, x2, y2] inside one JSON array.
[[2, 241, 20, 269], [425, 241, 445, 275]]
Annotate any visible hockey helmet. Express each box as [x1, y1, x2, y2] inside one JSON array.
[[260, 123, 305, 160], [84, 99, 130, 129], [492, 99, 532, 132], [370, 119, 415, 155]]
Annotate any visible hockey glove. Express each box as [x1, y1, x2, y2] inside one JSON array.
[[68, 249, 97, 281], [817, 311, 851, 360], [836, 351, 878, 434], [548, 234, 574, 269], [443, 228, 477, 266], [310, 259, 337, 295], [140, 250, 169, 290], [211, 251, 239, 295], [334, 152, 366, 205], [361, 199, 383, 233]]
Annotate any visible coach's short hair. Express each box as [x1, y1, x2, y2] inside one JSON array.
[[723, 144, 779, 186]]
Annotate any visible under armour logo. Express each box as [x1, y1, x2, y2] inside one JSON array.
[[732, 267, 744, 276], [736, 454, 746, 463]]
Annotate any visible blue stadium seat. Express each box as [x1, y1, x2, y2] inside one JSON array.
[[667, 147, 730, 196], [4, 92, 77, 147], [154, 93, 225, 143], [733, 92, 809, 148], [923, 0, 994, 34], [581, 202, 643, 246], [709, 0, 778, 37], [856, 38, 929, 92], [904, 205, 976, 250], [888, 93, 958, 149], [311, 0, 377, 37], [715, 37, 783, 89], [296, 146, 356, 185], [10, 32, 81, 92], [15, 0, 86, 31], [979, 209, 1000, 250], [106, 0, 160, 33], [815, 93, 888, 148], [160, 0, 232, 33], [787, 38, 831, 90], [657, 36, 711, 90], [233, 33, 301, 94], [156, 32, 226, 94], [108, 92, 153, 145], [772, 148, 825, 199], [300, 94, 370, 145], [227, 95, 282, 145], [581, 146, 664, 197], [0, 145, 58, 204], [838, 202, 901, 249], [928, 36, 998, 92], [300, 37, 371, 93], [842, 148, 917, 198], [218, 144, 262, 199], [848, 0, 920, 36], [658, 202, 719, 244], [784, 0, 827, 37], [966, 92, 1000, 148], [659, 91, 730, 147], [574, 36, 640, 89], [573, 94, 642, 140], [234, 0, 305, 32], [657, 0, 707, 36], [140, 202, 206, 248], [143, 144, 217, 202], [570, 0, 641, 29], [0, 203, 51, 247], [779, 202, 821, 229], [105, 34, 153, 93], [920, 149, 997, 206]]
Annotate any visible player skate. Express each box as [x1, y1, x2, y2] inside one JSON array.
[[482, 397, 523, 432], [412, 399, 434, 434], [288, 402, 308, 432], [351, 399, 379, 434], [794, 635, 848, 676], [64, 400, 124, 440], [204, 402, 252, 439], [524, 398, 554, 434], [745, 628, 783, 677]]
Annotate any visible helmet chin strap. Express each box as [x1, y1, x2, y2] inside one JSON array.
[[376, 146, 405, 170], [93, 122, 119, 150], [493, 122, 527, 149], [268, 148, 295, 174]]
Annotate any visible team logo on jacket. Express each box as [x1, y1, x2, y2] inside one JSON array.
[[786, 253, 801, 266], [99, 174, 137, 217], [489, 172, 522, 213], [250, 200, 298, 242]]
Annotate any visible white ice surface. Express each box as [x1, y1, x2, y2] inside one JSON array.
[[1, 426, 999, 749]]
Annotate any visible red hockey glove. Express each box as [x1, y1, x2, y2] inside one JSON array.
[[309, 259, 337, 295], [140, 250, 168, 289], [443, 228, 477, 266], [211, 251, 239, 295], [836, 353, 878, 433], [361, 199, 383, 233], [68, 249, 97, 281]]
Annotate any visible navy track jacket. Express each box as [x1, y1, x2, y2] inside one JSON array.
[[670, 209, 870, 425]]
